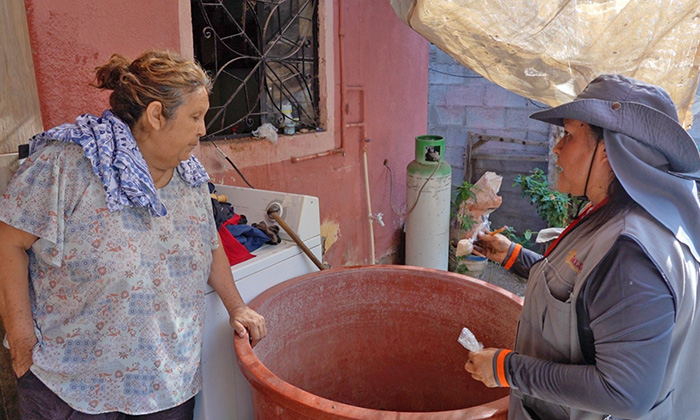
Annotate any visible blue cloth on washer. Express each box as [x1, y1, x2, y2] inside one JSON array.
[[224, 224, 271, 252]]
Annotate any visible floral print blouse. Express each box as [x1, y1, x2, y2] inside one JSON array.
[[0, 142, 218, 414]]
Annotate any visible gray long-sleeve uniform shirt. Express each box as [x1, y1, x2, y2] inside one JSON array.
[[505, 237, 675, 419]]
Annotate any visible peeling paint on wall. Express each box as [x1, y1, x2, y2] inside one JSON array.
[[341, 246, 364, 267], [320, 220, 340, 254]]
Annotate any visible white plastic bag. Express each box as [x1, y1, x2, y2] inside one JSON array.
[[458, 327, 483, 353], [451, 172, 502, 246], [251, 123, 279, 144]]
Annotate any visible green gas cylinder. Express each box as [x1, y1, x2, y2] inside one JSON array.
[[405, 135, 452, 270]]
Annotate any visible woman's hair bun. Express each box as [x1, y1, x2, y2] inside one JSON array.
[[91, 50, 210, 127], [94, 54, 132, 91]]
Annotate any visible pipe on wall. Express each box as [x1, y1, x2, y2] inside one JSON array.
[[292, 0, 377, 265]]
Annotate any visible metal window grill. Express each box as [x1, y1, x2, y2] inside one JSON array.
[[191, 0, 320, 139]]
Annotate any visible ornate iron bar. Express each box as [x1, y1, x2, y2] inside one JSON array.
[[191, 0, 320, 139]]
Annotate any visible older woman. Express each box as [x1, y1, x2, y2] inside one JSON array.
[[467, 75, 700, 419], [0, 51, 266, 419]]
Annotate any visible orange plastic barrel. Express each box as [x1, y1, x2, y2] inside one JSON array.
[[234, 265, 523, 419]]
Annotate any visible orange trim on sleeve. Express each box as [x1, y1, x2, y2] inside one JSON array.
[[503, 244, 522, 270], [496, 349, 513, 387]]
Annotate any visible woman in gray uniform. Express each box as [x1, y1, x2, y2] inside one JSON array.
[[466, 74, 700, 420]]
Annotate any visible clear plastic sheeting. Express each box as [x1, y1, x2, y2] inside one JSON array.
[[389, 0, 700, 128]]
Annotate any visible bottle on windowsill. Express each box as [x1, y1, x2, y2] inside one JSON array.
[[281, 103, 295, 135]]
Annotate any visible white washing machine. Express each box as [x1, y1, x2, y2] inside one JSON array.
[[194, 185, 322, 420]]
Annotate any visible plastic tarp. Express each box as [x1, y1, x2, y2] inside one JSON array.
[[389, 0, 700, 128]]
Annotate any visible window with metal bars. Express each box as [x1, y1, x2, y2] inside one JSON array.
[[191, 0, 320, 139]]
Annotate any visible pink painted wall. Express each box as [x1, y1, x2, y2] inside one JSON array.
[[24, 0, 429, 268], [24, 0, 183, 127]]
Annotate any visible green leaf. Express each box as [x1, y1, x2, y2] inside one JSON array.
[[512, 168, 574, 228]]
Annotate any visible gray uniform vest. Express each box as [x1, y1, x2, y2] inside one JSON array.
[[509, 208, 700, 420]]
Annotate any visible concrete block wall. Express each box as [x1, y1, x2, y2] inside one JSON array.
[[427, 45, 553, 189], [429, 44, 700, 189], [428, 43, 700, 236], [428, 45, 555, 236], [689, 101, 700, 140]]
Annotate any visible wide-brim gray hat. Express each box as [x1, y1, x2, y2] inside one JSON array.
[[530, 74, 700, 174], [530, 74, 700, 262]]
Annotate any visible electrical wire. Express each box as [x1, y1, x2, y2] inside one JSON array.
[[528, 98, 549, 109], [405, 163, 441, 216], [428, 67, 549, 110], [383, 160, 404, 217], [428, 67, 484, 79], [384, 159, 441, 218], [203, 137, 256, 189]]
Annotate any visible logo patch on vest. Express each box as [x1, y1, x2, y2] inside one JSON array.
[[566, 250, 583, 274]]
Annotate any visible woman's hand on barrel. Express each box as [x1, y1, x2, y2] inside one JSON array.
[[230, 305, 267, 347], [473, 232, 511, 264], [464, 348, 499, 388]]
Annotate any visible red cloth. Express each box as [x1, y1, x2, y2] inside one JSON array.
[[218, 215, 255, 266]]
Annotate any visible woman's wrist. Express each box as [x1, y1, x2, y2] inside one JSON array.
[[491, 349, 515, 388], [501, 242, 522, 269]]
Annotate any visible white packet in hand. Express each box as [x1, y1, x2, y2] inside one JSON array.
[[458, 327, 483, 352]]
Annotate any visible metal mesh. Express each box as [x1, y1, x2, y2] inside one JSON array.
[[192, 0, 320, 138]]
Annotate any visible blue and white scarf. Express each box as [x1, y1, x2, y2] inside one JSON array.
[[29, 110, 210, 217]]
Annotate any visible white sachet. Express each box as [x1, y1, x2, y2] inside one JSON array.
[[458, 327, 483, 352], [455, 239, 474, 257]]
